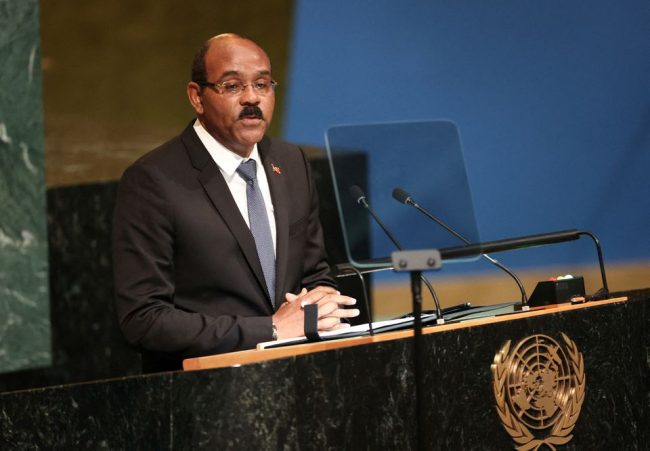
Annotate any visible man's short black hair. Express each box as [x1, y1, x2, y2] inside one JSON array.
[[191, 39, 211, 83]]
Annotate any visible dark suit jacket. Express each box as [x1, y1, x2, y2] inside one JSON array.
[[112, 123, 335, 372]]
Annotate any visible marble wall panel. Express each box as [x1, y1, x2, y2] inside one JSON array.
[[0, 0, 50, 373], [0, 183, 141, 392]]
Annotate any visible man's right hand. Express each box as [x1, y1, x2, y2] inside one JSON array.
[[271, 286, 359, 340]]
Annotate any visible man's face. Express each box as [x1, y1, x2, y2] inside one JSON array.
[[189, 38, 275, 157]]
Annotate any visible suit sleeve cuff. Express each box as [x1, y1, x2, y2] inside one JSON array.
[[241, 316, 276, 347]]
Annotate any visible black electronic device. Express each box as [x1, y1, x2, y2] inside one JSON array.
[[528, 277, 586, 307]]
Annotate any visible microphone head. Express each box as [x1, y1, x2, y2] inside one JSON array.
[[392, 187, 412, 205], [349, 185, 367, 205]]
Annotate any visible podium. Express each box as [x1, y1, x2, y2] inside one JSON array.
[[0, 292, 648, 449], [176, 296, 648, 449]]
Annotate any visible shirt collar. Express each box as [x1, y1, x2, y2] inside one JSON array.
[[193, 119, 261, 180]]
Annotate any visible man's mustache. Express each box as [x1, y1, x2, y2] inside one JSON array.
[[239, 105, 264, 119]]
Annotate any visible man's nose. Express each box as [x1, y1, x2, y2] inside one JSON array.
[[239, 84, 261, 104]]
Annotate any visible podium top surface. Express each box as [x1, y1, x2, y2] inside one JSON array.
[[182, 297, 628, 372]]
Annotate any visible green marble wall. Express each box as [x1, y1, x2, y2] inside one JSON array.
[[0, 0, 51, 373]]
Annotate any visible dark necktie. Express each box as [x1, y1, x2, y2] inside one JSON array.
[[236, 159, 276, 305]]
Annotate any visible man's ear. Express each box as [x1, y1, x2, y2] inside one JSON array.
[[187, 82, 204, 115]]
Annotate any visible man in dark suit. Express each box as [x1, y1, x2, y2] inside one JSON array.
[[113, 33, 358, 372]]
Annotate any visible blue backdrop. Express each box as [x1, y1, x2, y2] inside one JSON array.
[[283, 0, 650, 270]]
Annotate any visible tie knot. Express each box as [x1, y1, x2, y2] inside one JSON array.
[[236, 159, 257, 183]]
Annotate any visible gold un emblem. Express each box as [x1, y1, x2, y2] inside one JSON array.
[[491, 333, 586, 450]]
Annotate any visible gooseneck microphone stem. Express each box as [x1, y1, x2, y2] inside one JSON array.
[[358, 197, 403, 252], [392, 187, 529, 308], [333, 264, 375, 336], [479, 254, 528, 303], [414, 200, 528, 305], [577, 231, 609, 296], [350, 186, 444, 321]]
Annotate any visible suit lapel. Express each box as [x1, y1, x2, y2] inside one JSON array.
[[259, 136, 289, 310], [181, 124, 272, 305]]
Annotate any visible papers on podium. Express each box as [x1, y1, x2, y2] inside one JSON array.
[[257, 302, 518, 350]]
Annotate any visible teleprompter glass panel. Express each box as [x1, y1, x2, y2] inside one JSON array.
[[325, 120, 481, 269]]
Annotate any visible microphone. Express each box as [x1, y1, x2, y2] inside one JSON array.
[[349, 185, 445, 322], [392, 187, 529, 307], [350, 185, 404, 251], [350, 185, 368, 206]]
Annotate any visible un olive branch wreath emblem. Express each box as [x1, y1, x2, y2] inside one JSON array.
[[491, 333, 586, 450]]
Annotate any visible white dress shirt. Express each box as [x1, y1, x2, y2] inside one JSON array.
[[193, 120, 277, 255]]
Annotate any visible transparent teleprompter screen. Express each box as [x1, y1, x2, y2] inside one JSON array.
[[325, 120, 482, 269]]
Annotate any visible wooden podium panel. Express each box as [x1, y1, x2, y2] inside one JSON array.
[[183, 297, 628, 371]]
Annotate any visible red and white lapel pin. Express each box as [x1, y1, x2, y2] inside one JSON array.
[[271, 163, 282, 174]]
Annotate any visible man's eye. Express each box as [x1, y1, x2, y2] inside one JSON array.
[[253, 81, 269, 91], [222, 82, 242, 93]]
